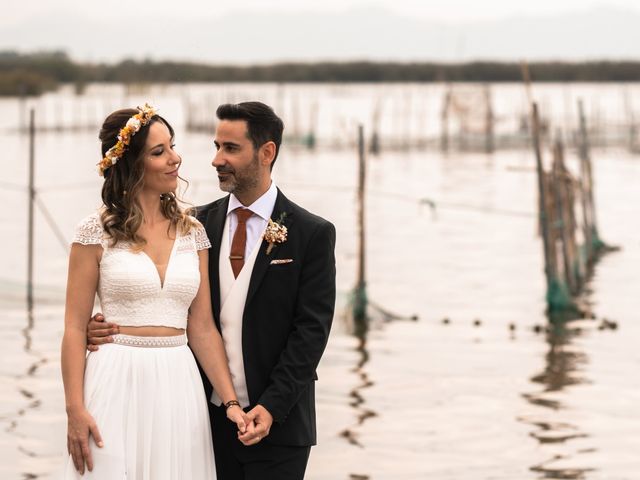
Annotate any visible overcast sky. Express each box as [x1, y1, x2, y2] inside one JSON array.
[[2, 0, 639, 25], [3, 1, 640, 62]]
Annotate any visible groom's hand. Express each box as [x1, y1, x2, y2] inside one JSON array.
[[238, 404, 273, 446], [86, 313, 120, 352]]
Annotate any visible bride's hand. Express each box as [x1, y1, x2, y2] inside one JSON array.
[[226, 405, 249, 434], [66, 407, 103, 474]]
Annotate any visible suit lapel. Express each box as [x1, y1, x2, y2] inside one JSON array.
[[246, 189, 294, 306], [204, 196, 230, 322]]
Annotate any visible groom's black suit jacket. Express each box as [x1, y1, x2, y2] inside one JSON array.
[[196, 188, 336, 447]]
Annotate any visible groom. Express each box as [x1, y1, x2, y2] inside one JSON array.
[[196, 101, 336, 479], [90, 101, 336, 479]]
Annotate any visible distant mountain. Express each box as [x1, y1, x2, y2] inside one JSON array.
[[2, 5, 640, 63]]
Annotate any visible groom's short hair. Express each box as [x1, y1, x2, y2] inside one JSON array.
[[216, 101, 284, 168]]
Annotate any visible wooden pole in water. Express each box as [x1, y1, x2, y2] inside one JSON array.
[[292, 93, 300, 144], [441, 87, 451, 152], [552, 138, 578, 294], [306, 100, 318, 150], [55, 99, 64, 132], [577, 100, 600, 248], [369, 98, 381, 155], [403, 90, 411, 150], [484, 84, 494, 153], [531, 103, 553, 287], [19, 83, 27, 133], [576, 99, 594, 264], [548, 135, 578, 311], [520, 61, 534, 109], [625, 89, 637, 153], [27, 109, 35, 315], [353, 124, 367, 322], [564, 157, 581, 288]]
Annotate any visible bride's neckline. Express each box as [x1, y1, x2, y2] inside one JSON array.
[[139, 228, 180, 290]]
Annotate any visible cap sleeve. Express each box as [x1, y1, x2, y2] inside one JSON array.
[[193, 221, 212, 251], [72, 212, 105, 246]]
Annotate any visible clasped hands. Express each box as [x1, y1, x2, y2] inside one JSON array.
[[87, 313, 272, 446]]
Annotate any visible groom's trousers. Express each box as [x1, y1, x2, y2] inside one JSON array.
[[209, 404, 311, 480]]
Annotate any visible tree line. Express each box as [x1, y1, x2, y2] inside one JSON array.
[[2, 50, 640, 96]]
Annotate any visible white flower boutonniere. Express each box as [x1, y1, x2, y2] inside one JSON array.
[[264, 212, 288, 255]]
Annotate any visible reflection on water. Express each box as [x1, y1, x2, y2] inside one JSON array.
[[340, 308, 376, 451], [341, 295, 418, 451], [23, 312, 34, 353], [522, 317, 595, 480], [4, 309, 50, 480]]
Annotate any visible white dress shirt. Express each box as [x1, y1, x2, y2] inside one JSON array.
[[226, 181, 278, 258]]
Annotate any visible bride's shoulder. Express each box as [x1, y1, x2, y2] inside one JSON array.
[[72, 210, 105, 246], [183, 216, 211, 251]]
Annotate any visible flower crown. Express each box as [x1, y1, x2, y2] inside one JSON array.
[[98, 103, 157, 176]]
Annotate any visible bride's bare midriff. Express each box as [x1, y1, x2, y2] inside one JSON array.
[[119, 326, 186, 337]]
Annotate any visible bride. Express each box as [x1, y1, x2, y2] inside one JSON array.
[[60, 104, 246, 478]]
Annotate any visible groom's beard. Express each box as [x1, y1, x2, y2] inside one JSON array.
[[217, 154, 260, 195]]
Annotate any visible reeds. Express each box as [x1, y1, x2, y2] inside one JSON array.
[[531, 100, 614, 314]]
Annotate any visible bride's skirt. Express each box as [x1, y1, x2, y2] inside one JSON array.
[[61, 334, 216, 479]]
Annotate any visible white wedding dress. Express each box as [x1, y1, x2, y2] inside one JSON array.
[[61, 212, 216, 479]]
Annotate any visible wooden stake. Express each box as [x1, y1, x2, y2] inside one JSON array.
[[577, 100, 600, 249], [484, 84, 494, 153], [441, 87, 451, 152], [353, 124, 367, 322], [552, 138, 578, 294], [27, 109, 35, 315], [576, 99, 594, 264], [370, 98, 381, 155], [532, 103, 554, 288]]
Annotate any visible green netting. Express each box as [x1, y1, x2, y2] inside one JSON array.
[[350, 285, 368, 322], [572, 259, 583, 290], [591, 230, 606, 251], [546, 278, 578, 312], [302, 132, 316, 149]]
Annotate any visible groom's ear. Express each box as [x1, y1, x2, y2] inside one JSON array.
[[259, 141, 276, 168]]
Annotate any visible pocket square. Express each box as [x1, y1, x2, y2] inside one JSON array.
[[270, 258, 293, 265]]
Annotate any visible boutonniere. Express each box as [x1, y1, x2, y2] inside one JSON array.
[[264, 212, 288, 255]]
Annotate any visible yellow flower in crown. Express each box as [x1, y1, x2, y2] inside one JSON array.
[[97, 103, 157, 176]]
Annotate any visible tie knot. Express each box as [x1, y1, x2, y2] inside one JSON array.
[[235, 208, 253, 223]]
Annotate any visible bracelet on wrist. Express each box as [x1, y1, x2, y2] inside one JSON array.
[[224, 400, 240, 410]]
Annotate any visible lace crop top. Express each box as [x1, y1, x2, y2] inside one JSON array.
[[72, 212, 211, 329]]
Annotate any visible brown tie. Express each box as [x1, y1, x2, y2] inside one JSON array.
[[230, 208, 253, 278]]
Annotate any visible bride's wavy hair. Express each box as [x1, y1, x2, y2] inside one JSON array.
[[98, 108, 194, 249]]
